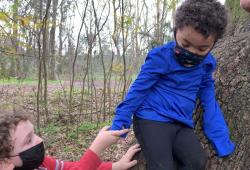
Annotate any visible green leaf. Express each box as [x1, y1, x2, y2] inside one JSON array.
[[0, 12, 9, 22]]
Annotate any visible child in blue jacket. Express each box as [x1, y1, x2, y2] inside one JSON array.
[[111, 0, 235, 169]]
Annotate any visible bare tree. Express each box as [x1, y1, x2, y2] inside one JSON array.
[[92, 0, 110, 121], [35, 0, 51, 124], [68, 0, 89, 126], [49, 0, 59, 80], [41, 0, 52, 122], [11, 0, 21, 78]]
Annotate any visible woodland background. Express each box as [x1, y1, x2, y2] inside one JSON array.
[[0, 0, 249, 169]]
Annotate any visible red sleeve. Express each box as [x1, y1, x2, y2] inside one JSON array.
[[69, 149, 112, 170], [39, 156, 58, 169], [39, 150, 112, 170], [97, 162, 112, 170]]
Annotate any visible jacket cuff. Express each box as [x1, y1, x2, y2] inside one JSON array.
[[110, 122, 129, 138], [110, 123, 121, 130], [215, 140, 235, 157]]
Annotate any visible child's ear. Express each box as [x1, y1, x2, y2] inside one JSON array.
[[240, 0, 250, 12], [0, 160, 15, 170]]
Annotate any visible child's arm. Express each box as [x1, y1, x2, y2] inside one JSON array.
[[40, 150, 111, 170], [40, 144, 140, 170], [111, 47, 169, 132], [40, 126, 132, 170], [199, 57, 235, 157]]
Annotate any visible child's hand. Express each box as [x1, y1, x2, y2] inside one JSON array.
[[112, 144, 141, 170], [89, 126, 129, 156]]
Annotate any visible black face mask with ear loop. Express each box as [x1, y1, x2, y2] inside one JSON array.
[[173, 30, 215, 67], [174, 43, 207, 67], [14, 142, 45, 170]]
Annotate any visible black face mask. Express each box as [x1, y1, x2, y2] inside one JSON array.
[[174, 43, 207, 67], [14, 142, 45, 170]]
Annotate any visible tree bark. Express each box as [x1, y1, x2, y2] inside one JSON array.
[[49, 0, 58, 80], [11, 0, 21, 78], [41, 0, 52, 122]]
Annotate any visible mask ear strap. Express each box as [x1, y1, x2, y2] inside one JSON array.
[[205, 40, 217, 56], [174, 29, 181, 47], [7, 154, 19, 158], [173, 29, 177, 40], [0, 154, 19, 159]]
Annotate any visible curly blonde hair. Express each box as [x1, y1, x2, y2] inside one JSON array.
[[0, 105, 30, 161]]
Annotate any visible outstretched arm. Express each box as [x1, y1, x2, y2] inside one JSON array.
[[40, 126, 136, 170], [111, 47, 169, 132], [42, 144, 140, 170]]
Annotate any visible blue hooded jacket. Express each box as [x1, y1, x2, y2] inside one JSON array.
[[110, 41, 235, 157]]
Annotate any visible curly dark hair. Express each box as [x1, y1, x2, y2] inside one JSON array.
[[174, 0, 228, 39], [0, 105, 30, 161]]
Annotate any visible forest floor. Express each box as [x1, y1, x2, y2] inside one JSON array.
[[0, 81, 138, 163], [0, 80, 116, 94]]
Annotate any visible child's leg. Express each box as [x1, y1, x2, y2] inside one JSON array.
[[173, 125, 207, 170], [133, 116, 177, 170]]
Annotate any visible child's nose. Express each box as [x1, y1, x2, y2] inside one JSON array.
[[186, 46, 199, 55]]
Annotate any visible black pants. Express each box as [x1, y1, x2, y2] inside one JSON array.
[[133, 116, 207, 170]]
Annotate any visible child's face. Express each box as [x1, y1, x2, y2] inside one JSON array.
[[175, 26, 215, 57], [9, 120, 43, 167]]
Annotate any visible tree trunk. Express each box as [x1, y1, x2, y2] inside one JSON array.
[[49, 0, 58, 80], [41, 0, 52, 122], [11, 0, 20, 78], [130, 0, 250, 169], [199, 28, 249, 170]]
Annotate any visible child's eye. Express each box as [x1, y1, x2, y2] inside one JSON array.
[[26, 134, 33, 144], [182, 44, 189, 48], [27, 137, 32, 144], [198, 48, 207, 52]]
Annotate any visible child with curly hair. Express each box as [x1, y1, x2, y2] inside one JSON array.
[[110, 0, 235, 169]]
